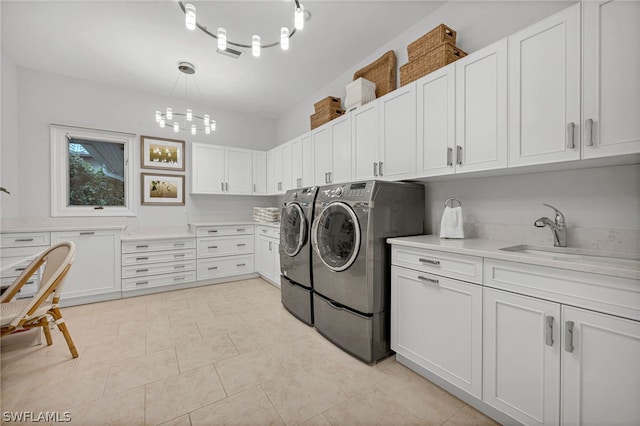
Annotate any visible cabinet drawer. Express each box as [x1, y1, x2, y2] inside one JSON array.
[[122, 260, 196, 279], [195, 225, 254, 237], [122, 271, 197, 291], [122, 238, 195, 253], [1, 276, 38, 299], [1, 246, 46, 278], [391, 246, 483, 284], [1, 232, 50, 247], [122, 249, 196, 266], [256, 225, 280, 239], [484, 259, 640, 321], [197, 235, 254, 258], [197, 255, 254, 280]]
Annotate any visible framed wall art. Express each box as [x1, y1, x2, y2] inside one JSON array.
[[140, 135, 185, 171], [141, 173, 185, 206]]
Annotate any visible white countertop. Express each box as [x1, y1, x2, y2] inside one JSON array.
[[188, 221, 258, 227], [387, 235, 640, 280], [253, 222, 280, 229], [1, 224, 127, 233]]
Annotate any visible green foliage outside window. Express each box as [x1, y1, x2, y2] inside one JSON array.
[[68, 153, 124, 206]]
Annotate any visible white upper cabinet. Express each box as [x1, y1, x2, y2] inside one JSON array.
[[291, 133, 314, 189], [191, 143, 252, 195], [378, 83, 416, 180], [252, 150, 267, 195], [312, 125, 331, 185], [416, 64, 456, 177], [455, 38, 508, 173], [312, 115, 352, 185], [582, 0, 640, 159], [266, 149, 275, 194], [271, 142, 291, 194], [352, 102, 379, 181], [508, 3, 581, 167]]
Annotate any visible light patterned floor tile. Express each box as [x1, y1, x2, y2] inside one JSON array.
[[443, 404, 501, 426], [103, 348, 179, 395], [214, 348, 288, 396], [54, 385, 145, 425], [175, 333, 239, 372]]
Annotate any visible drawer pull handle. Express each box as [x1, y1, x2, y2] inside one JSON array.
[[208, 266, 218, 270], [15, 267, 26, 272], [135, 281, 148, 286], [136, 245, 149, 249], [546, 316, 554, 347], [79, 231, 95, 235], [417, 275, 439, 284], [237, 243, 246, 247], [174, 254, 185, 258], [208, 230, 218, 233], [135, 257, 149, 261], [236, 263, 246, 267], [174, 265, 185, 269], [15, 238, 34, 242], [174, 276, 186, 281], [418, 258, 440, 266], [136, 269, 149, 273], [237, 228, 246, 232], [262, 229, 268, 233], [174, 243, 185, 247], [208, 246, 218, 249], [565, 321, 575, 353]]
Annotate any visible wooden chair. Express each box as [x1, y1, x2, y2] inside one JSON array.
[[1, 241, 79, 358]]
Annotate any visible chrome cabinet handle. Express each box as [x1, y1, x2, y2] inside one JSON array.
[[418, 257, 440, 266], [135, 281, 148, 286], [328, 171, 332, 183], [417, 275, 439, 284], [566, 122, 576, 149], [585, 119, 594, 147], [208, 230, 218, 233], [236, 263, 246, 267], [565, 320, 575, 353], [221, 182, 224, 191], [373, 162, 378, 177], [174, 254, 185, 258], [135, 269, 149, 273], [324, 172, 329, 184], [135, 257, 149, 261], [545, 316, 554, 347], [174, 265, 185, 269], [379, 161, 384, 176], [447, 147, 453, 167], [208, 245, 218, 249], [225, 182, 229, 191], [237, 243, 246, 247], [174, 243, 185, 247], [456, 146, 463, 165], [269, 241, 272, 250], [237, 228, 245, 232], [174, 276, 185, 281], [136, 245, 149, 249], [208, 266, 218, 270], [15, 238, 34, 242], [79, 231, 95, 235]]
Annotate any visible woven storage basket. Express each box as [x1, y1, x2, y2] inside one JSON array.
[[408, 24, 457, 62], [400, 42, 467, 86], [353, 50, 397, 98], [314, 96, 341, 113], [310, 108, 345, 130]]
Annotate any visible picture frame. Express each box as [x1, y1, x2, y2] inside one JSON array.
[[140, 135, 185, 171], [141, 173, 185, 206]]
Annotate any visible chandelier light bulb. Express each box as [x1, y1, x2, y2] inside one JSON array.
[[280, 27, 289, 50], [252, 35, 261, 57], [217, 27, 227, 50], [211, 120, 217, 131], [205, 125, 211, 134], [185, 4, 196, 31], [159, 118, 165, 128], [295, 4, 304, 31], [155, 110, 161, 123], [173, 122, 179, 133], [191, 125, 196, 135], [186, 109, 193, 121], [204, 114, 210, 126], [166, 107, 173, 120]]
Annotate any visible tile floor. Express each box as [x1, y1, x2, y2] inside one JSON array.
[[1, 278, 499, 425]]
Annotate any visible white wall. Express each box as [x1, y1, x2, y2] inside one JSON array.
[[276, 0, 573, 142], [1, 65, 278, 226], [0, 51, 19, 218]]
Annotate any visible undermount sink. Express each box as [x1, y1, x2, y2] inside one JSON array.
[[499, 244, 640, 269]]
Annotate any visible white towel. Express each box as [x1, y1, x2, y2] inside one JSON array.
[[440, 206, 464, 239]]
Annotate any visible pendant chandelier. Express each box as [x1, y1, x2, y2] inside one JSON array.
[[179, 0, 309, 58], [154, 62, 215, 136]]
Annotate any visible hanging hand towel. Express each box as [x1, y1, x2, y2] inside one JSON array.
[[440, 206, 464, 239]]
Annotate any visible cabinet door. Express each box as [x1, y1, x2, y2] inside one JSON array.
[[281, 142, 292, 191], [508, 4, 581, 167], [271, 239, 280, 286], [582, 0, 640, 159], [255, 235, 272, 278], [272, 146, 284, 194], [252, 151, 267, 195], [379, 83, 416, 180], [225, 147, 253, 195], [562, 306, 640, 426], [191, 143, 225, 194], [266, 149, 276, 195], [456, 39, 507, 173], [290, 137, 303, 188], [329, 115, 352, 184], [51, 230, 121, 300], [300, 133, 314, 188], [312, 126, 331, 185], [391, 266, 482, 398], [352, 101, 379, 181], [416, 64, 455, 177], [483, 287, 560, 426]]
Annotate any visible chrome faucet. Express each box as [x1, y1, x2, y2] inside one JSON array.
[[534, 203, 567, 247]]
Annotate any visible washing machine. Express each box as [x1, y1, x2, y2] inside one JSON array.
[[279, 186, 318, 325], [311, 180, 424, 362]]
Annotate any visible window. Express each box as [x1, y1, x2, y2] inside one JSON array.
[[51, 125, 136, 217]]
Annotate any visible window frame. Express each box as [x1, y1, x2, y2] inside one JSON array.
[[50, 124, 137, 217]]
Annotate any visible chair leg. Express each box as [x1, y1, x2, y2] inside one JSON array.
[[40, 317, 53, 346], [49, 307, 79, 358]]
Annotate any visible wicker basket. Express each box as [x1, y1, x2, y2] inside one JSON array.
[[310, 108, 345, 130], [314, 96, 341, 113], [353, 50, 397, 98], [400, 42, 467, 86], [408, 24, 457, 62]]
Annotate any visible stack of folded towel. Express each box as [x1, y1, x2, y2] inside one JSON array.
[[440, 205, 464, 239]]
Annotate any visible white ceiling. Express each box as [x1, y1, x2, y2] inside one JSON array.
[[1, 1, 445, 119]]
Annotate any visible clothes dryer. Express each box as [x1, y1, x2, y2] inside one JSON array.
[[311, 180, 424, 362], [279, 186, 318, 325]]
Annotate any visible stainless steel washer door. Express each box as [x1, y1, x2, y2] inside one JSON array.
[[312, 201, 361, 272], [281, 202, 307, 257]]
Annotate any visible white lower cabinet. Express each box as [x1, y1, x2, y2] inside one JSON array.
[[193, 225, 255, 281], [51, 229, 121, 304], [483, 287, 560, 426], [0, 232, 51, 299], [254, 225, 280, 286]]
